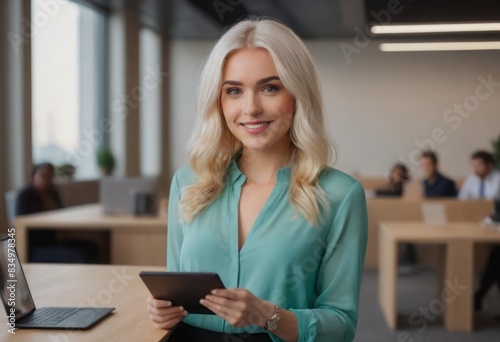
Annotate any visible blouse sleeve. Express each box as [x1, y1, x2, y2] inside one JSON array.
[[288, 181, 368, 342], [166, 172, 183, 272]]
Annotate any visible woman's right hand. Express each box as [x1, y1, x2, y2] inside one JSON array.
[[147, 297, 188, 330]]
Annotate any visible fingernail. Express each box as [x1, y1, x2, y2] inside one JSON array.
[[211, 290, 217, 294], [179, 306, 184, 311]]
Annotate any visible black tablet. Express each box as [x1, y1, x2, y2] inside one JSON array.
[[140, 272, 225, 315]]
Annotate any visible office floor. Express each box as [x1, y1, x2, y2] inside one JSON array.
[[356, 269, 500, 342]]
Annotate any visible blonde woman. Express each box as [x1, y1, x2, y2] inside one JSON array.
[[147, 17, 367, 342]]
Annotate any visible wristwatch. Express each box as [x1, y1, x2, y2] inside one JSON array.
[[264, 305, 281, 331]]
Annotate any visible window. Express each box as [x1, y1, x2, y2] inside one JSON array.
[[140, 28, 162, 177], [32, 0, 107, 180]]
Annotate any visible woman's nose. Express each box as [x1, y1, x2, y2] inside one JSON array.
[[244, 94, 262, 116]]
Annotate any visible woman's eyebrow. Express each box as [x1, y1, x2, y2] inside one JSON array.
[[222, 75, 280, 87], [256, 76, 280, 85]]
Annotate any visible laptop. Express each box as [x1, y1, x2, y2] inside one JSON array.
[[0, 236, 114, 329], [100, 176, 157, 215], [421, 203, 447, 226]]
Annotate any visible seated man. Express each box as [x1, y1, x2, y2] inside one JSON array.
[[420, 150, 457, 198], [459, 150, 500, 200]]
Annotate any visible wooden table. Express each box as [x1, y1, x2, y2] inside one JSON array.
[[0, 264, 169, 341], [378, 221, 500, 331], [365, 199, 493, 269], [13, 204, 167, 265]]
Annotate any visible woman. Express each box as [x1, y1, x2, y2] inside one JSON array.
[[147, 17, 367, 342], [16, 163, 98, 263], [16, 163, 63, 215], [375, 163, 410, 197]]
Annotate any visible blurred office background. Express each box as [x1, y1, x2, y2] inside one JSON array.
[[1, 0, 499, 340]]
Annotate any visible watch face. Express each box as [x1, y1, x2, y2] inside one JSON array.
[[267, 320, 278, 330], [267, 315, 281, 330]]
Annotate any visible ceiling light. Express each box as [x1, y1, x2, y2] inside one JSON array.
[[379, 41, 500, 52], [371, 23, 500, 35]]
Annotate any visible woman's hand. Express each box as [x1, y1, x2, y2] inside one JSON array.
[[147, 297, 188, 330], [200, 288, 275, 328]]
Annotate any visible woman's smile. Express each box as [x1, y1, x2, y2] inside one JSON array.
[[240, 120, 274, 134]]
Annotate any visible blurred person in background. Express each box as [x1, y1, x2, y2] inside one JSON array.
[[419, 150, 457, 198], [375, 163, 410, 197], [15, 163, 98, 263], [16, 163, 63, 215], [459, 151, 500, 200], [461, 151, 500, 313]]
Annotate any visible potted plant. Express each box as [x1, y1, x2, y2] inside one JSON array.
[[97, 148, 116, 176], [492, 134, 500, 170], [55, 163, 76, 182]]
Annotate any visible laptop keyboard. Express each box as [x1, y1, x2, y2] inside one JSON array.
[[24, 308, 81, 326]]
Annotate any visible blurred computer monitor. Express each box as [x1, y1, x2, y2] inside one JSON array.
[[100, 176, 158, 215]]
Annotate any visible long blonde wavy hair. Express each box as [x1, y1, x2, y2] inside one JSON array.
[[179, 17, 335, 226]]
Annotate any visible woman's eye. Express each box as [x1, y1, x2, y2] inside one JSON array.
[[263, 85, 279, 93], [226, 88, 241, 95]]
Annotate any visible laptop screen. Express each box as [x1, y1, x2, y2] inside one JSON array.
[[0, 236, 36, 320]]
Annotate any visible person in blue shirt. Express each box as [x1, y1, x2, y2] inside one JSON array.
[[420, 150, 457, 198], [147, 17, 368, 342]]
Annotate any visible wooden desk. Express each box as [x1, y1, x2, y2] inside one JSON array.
[[365, 199, 493, 269], [13, 204, 167, 266], [0, 264, 168, 341], [378, 222, 500, 331]]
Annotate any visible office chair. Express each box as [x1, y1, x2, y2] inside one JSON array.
[[4, 190, 17, 227]]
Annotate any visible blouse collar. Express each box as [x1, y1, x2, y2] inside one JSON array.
[[227, 151, 292, 185]]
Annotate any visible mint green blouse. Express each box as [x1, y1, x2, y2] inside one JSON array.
[[166, 158, 368, 342]]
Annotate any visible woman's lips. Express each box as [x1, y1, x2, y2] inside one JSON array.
[[240, 121, 272, 134]]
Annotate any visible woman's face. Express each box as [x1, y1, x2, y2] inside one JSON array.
[[33, 166, 54, 191], [220, 48, 295, 153]]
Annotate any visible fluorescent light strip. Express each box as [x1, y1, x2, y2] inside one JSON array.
[[379, 41, 500, 52], [371, 23, 500, 34]]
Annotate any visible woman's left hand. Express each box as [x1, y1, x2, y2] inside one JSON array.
[[200, 288, 274, 328]]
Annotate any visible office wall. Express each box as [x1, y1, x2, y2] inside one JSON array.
[[168, 39, 500, 180]]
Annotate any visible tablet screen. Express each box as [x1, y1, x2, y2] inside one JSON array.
[[140, 272, 225, 315]]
